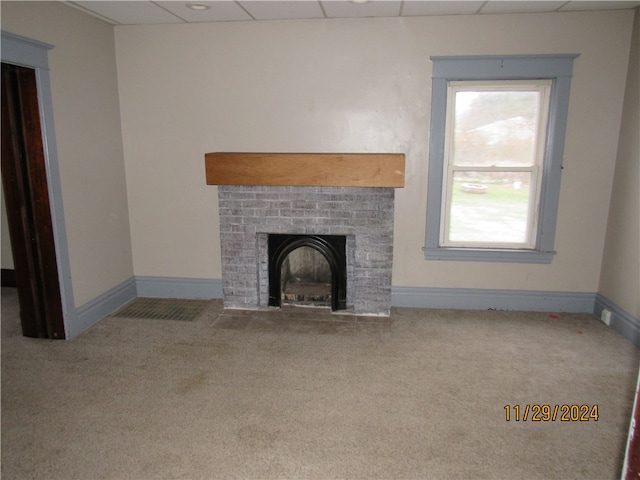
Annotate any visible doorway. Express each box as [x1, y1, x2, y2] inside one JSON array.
[[1, 62, 65, 339]]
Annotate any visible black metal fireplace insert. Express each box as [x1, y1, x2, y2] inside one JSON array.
[[268, 234, 347, 311]]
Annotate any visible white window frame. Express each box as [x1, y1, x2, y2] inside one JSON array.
[[440, 80, 552, 249], [424, 55, 578, 263]]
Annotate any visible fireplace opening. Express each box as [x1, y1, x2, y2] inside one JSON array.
[[268, 234, 347, 311], [281, 246, 331, 307]]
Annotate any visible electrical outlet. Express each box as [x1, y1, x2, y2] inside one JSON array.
[[601, 309, 612, 326]]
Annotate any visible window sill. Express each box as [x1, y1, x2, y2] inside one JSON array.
[[423, 247, 555, 264]]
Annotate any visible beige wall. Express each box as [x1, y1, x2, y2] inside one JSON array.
[[115, 10, 633, 294], [599, 9, 640, 318], [1, 3, 634, 307], [1, 1, 133, 306]]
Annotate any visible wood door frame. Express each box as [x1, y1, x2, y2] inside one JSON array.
[[1, 31, 76, 338], [2, 62, 65, 338]]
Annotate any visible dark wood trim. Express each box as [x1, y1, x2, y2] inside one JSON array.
[[1, 63, 65, 339], [1, 268, 17, 287]]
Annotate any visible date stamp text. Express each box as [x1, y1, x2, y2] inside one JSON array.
[[504, 404, 599, 422]]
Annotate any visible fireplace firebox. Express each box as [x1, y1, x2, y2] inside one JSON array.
[[268, 234, 347, 311]]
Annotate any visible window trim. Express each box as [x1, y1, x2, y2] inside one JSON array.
[[423, 54, 579, 264]]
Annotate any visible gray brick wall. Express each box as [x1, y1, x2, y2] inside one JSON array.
[[218, 185, 395, 315]]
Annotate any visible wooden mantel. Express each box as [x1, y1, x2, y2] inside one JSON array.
[[205, 152, 405, 188]]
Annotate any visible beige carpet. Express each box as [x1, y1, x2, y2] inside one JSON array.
[[2, 286, 639, 479]]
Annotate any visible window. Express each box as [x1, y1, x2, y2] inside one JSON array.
[[424, 55, 578, 263], [442, 80, 551, 249]]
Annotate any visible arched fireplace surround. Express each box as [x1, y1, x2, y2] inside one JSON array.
[[268, 234, 347, 311]]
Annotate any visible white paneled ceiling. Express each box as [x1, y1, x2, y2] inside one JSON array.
[[65, 0, 640, 25]]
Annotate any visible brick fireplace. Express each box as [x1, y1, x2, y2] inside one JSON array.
[[206, 153, 405, 316]]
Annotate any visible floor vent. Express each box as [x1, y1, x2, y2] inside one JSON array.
[[110, 297, 211, 322]]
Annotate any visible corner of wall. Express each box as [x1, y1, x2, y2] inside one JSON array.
[[71, 277, 137, 338], [594, 294, 640, 349]]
